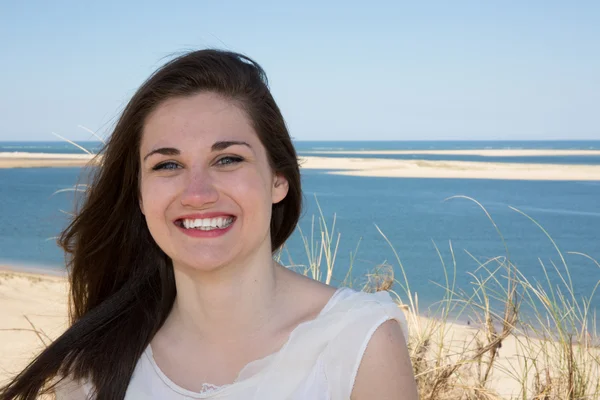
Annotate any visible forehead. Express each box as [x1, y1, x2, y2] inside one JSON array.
[[141, 92, 258, 151]]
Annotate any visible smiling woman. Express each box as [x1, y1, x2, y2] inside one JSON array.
[[138, 93, 291, 274], [0, 50, 416, 399]]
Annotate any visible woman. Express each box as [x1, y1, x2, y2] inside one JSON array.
[[0, 49, 417, 399]]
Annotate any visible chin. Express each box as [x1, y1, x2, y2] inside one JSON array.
[[172, 254, 233, 273]]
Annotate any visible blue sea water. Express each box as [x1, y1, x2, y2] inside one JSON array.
[[0, 141, 105, 155], [294, 139, 600, 165], [2, 139, 600, 153], [0, 155, 599, 323], [293, 140, 600, 151]]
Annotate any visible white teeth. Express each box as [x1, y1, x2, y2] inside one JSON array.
[[181, 217, 234, 230]]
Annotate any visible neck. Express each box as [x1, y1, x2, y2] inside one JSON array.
[[165, 247, 284, 343]]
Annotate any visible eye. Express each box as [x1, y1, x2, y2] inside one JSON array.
[[216, 156, 244, 166], [152, 161, 180, 171]]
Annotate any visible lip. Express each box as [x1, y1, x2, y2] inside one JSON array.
[[175, 220, 235, 238], [174, 214, 236, 238], [174, 212, 235, 222]]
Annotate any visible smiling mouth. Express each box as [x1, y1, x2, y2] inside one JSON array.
[[175, 216, 236, 231]]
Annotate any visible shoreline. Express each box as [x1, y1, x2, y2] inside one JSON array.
[[0, 265, 499, 333], [2, 152, 600, 180], [0, 265, 588, 339], [0, 267, 524, 340], [0, 263, 67, 278]]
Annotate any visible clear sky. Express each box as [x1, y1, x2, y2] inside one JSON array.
[[1, 1, 598, 141]]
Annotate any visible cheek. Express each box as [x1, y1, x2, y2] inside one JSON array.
[[227, 170, 272, 205], [139, 178, 175, 221]]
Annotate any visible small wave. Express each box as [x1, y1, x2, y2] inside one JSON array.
[[517, 206, 600, 218], [1, 145, 53, 149], [310, 147, 347, 151]]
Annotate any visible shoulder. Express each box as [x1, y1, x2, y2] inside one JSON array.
[[328, 288, 410, 336], [351, 319, 418, 399], [319, 288, 415, 398], [277, 266, 340, 323]]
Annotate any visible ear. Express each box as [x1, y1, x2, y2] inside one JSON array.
[[272, 173, 289, 204]]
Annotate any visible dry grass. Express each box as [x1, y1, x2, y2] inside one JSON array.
[[281, 195, 600, 400]]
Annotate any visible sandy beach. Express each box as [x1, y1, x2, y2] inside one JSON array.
[[2, 152, 600, 181], [1, 269, 596, 397], [0, 270, 69, 387]]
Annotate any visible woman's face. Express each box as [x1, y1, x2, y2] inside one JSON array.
[[139, 92, 289, 272]]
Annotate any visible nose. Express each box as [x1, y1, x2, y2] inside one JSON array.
[[180, 167, 219, 207]]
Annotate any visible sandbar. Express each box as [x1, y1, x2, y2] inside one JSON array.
[[301, 149, 600, 157], [0, 152, 97, 169], [299, 156, 600, 180]]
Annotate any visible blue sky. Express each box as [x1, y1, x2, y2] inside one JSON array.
[[1, 1, 598, 141]]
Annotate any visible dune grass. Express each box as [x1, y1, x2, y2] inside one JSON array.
[[280, 196, 599, 399]]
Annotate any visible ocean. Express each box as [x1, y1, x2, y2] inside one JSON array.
[[1, 141, 599, 322], [3, 139, 600, 153]]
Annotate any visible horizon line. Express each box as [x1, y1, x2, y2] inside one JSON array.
[[1, 138, 600, 143]]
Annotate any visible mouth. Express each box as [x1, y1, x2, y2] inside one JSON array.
[[175, 216, 236, 231]]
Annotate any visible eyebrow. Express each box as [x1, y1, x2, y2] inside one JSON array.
[[143, 141, 252, 161]]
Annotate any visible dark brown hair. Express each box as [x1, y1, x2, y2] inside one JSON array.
[[0, 49, 302, 399]]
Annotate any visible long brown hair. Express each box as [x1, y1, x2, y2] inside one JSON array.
[[0, 49, 302, 399]]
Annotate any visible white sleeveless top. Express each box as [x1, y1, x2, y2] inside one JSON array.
[[55, 288, 408, 399]]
